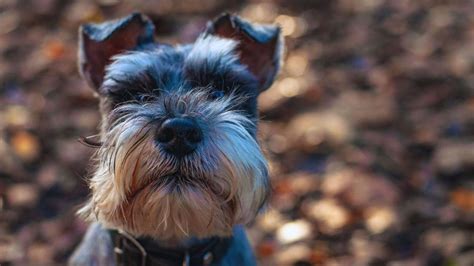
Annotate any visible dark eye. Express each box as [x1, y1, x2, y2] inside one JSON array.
[[105, 86, 134, 104], [211, 90, 224, 99]]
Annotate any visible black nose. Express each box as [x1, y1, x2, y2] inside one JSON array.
[[156, 117, 203, 157]]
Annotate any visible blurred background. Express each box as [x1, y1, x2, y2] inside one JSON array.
[[0, 0, 473, 265]]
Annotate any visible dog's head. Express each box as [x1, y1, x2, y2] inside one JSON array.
[[77, 13, 283, 240]]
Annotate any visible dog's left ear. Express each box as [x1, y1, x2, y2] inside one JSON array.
[[78, 12, 155, 91], [206, 14, 283, 92]]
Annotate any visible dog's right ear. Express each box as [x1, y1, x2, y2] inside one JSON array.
[[78, 12, 155, 91]]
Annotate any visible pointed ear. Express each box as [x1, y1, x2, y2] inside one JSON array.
[[206, 14, 284, 92], [78, 12, 155, 90]]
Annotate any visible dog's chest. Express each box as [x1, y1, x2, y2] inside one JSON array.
[[69, 223, 256, 266]]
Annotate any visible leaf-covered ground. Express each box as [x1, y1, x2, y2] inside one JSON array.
[[0, 0, 473, 265]]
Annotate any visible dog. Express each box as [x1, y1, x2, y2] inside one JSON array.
[[69, 12, 283, 266]]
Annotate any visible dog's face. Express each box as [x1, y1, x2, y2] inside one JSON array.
[[77, 13, 283, 240]]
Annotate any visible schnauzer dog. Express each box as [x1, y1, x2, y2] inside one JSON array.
[[69, 12, 283, 266]]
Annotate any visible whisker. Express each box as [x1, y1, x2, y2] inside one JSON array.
[[78, 135, 103, 148]]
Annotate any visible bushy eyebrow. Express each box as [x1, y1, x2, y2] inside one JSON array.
[[101, 69, 158, 98]]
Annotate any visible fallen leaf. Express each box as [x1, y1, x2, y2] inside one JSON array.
[[6, 183, 39, 208], [11, 131, 40, 162], [450, 188, 474, 212], [305, 198, 350, 233], [276, 220, 313, 244]]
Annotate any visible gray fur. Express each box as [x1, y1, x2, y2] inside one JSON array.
[[69, 223, 116, 266], [73, 12, 284, 266]]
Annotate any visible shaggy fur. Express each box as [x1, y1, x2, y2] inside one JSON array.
[[79, 90, 269, 241], [70, 12, 283, 265]]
